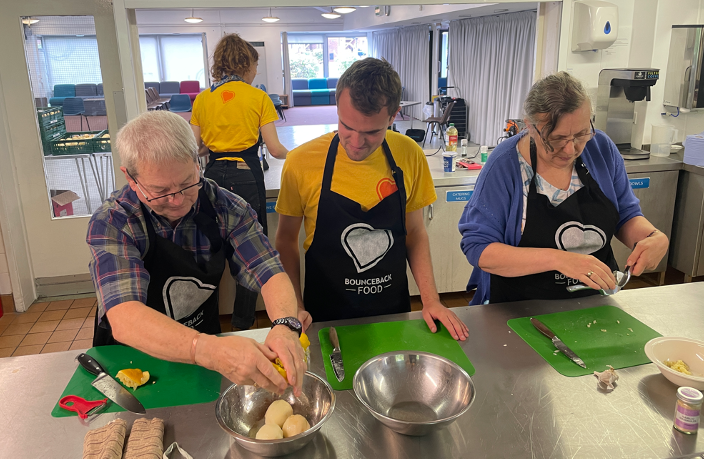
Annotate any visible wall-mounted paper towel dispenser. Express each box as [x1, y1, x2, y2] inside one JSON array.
[[571, 0, 619, 52]]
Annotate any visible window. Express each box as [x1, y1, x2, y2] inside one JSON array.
[[440, 30, 449, 79], [139, 34, 206, 86], [42, 36, 103, 88], [328, 36, 368, 78], [287, 33, 368, 79]]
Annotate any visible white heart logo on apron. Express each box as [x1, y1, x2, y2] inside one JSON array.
[[555, 221, 607, 254], [341, 223, 394, 273], [162, 277, 217, 322]]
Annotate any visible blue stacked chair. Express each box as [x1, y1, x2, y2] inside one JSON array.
[[168, 94, 192, 112], [63, 97, 90, 131], [269, 94, 286, 121]]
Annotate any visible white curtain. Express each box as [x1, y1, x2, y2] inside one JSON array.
[[371, 25, 429, 121], [281, 32, 293, 108], [448, 11, 536, 146]]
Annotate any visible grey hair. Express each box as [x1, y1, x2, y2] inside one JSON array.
[[115, 110, 197, 177], [523, 71, 591, 149]]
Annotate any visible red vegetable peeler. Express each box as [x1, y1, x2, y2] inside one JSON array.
[[60, 395, 108, 419]]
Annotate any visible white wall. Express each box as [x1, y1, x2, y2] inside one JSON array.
[[0, 219, 11, 295], [558, 0, 704, 148], [136, 8, 345, 93]]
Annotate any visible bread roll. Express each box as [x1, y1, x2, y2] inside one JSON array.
[[255, 423, 283, 440], [264, 400, 293, 428], [282, 414, 310, 438]]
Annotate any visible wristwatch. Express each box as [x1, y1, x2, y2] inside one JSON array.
[[271, 317, 302, 336]]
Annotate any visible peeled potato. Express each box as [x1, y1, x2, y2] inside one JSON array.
[[255, 423, 283, 440], [282, 414, 310, 438], [265, 400, 293, 428]]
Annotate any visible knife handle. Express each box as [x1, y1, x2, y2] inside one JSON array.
[[76, 353, 106, 376], [329, 327, 340, 351]]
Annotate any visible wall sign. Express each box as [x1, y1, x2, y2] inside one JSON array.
[[629, 178, 650, 189], [446, 190, 473, 202], [266, 201, 277, 213]]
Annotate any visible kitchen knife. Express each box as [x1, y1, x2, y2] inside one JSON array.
[[530, 318, 587, 369], [76, 353, 147, 414], [328, 327, 345, 382]]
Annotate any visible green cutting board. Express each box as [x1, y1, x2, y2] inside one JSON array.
[[318, 319, 475, 391], [51, 345, 221, 417], [507, 305, 661, 377]]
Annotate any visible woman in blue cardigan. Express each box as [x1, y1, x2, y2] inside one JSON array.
[[459, 72, 668, 305]]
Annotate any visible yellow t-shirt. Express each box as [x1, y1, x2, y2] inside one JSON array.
[[276, 131, 437, 250], [190, 81, 278, 153]]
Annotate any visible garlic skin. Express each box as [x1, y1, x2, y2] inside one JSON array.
[[594, 365, 619, 390]]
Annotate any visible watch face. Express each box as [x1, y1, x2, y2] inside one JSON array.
[[287, 317, 302, 329]]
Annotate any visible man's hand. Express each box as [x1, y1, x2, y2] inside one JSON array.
[[421, 300, 469, 341], [197, 334, 288, 394], [297, 309, 312, 333], [266, 325, 306, 396]]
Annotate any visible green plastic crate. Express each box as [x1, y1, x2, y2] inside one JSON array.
[[37, 107, 63, 126], [40, 120, 66, 142], [51, 131, 102, 156], [92, 130, 111, 152], [41, 127, 66, 156]]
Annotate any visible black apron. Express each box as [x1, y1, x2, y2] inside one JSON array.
[[490, 139, 619, 303], [205, 140, 268, 236], [204, 140, 266, 329], [93, 188, 226, 346], [303, 134, 411, 322]]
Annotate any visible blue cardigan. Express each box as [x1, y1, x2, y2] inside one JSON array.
[[458, 130, 643, 305]]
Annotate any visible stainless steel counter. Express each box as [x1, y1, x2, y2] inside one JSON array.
[[264, 137, 684, 198], [2, 283, 703, 458]]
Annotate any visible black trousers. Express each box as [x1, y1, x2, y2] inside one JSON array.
[[204, 160, 264, 329]]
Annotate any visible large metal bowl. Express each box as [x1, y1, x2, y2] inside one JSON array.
[[353, 351, 475, 436], [215, 371, 335, 457]]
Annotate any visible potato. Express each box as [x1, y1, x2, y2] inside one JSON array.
[[255, 423, 283, 440], [282, 414, 310, 438], [264, 400, 293, 428]]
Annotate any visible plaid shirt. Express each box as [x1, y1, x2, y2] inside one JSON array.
[[87, 178, 284, 319]]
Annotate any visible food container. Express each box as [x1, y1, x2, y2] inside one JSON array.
[[353, 351, 475, 436], [215, 371, 335, 457], [644, 337, 704, 390]]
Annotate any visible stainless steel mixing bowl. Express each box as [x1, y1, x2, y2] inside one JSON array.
[[215, 371, 335, 457], [353, 351, 475, 436]]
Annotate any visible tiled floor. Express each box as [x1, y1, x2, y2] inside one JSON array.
[[2, 267, 701, 357], [0, 298, 96, 358]]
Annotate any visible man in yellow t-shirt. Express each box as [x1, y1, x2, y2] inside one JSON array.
[[276, 58, 468, 341]]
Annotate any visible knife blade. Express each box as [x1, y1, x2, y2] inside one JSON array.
[[530, 318, 587, 369], [76, 353, 147, 414], [328, 327, 345, 382]]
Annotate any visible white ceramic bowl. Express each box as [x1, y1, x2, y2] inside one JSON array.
[[644, 337, 704, 390]]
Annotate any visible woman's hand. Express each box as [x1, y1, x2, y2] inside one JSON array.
[[554, 251, 617, 291], [626, 231, 669, 276]]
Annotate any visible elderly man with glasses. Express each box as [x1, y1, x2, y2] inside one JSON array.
[[459, 72, 668, 305], [87, 111, 305, 396]]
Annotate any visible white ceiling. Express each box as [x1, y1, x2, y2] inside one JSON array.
[[135, 3, 537, 31]]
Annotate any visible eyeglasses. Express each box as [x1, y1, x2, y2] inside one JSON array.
[[534, 120, 595, 152], [126, 169, 203, 203]]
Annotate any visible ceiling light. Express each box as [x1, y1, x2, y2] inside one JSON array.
[[184, 9, 203, 23], [333, 6, 357, 14], [262, 7, 280, 22], [22, 17, 39, 25], [322, 8, 341, 19]]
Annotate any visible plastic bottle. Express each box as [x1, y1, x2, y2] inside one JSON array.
[[480, 145, 489, 164], [447, 124, 458, 152]]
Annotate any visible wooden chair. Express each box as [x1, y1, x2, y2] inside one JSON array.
[[422, 100, 455, 148]]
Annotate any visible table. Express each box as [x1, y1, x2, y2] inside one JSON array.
[[1, 283, 703, 458], [399, 100, 422, 124]]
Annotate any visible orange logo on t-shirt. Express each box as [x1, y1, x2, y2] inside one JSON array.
[[376, 178, 398, 201], [221, 90, 235, 103]]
